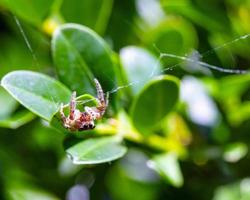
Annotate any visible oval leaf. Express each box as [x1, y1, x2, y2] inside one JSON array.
[[143, 18, 197, 63], [219, 73, 250, 98], [0, 110, 35, 129], [0, 87, 18, 120], [1, 70, 71, 121], [149, 153, 183, 187], [120, 46, 162, 96], [131, 75, 179, 134], [52, 23, 117, 95], [223, 142, 248, 163], [7, 185, 59, 200], [66, 136, 127, 165]]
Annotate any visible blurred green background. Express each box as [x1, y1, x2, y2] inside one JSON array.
[[0, 0, 250, 200]]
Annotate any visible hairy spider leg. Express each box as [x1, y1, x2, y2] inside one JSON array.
[[60, 103, 66, 124], [94, 79, 109, 117], [105, 92, 109, 108], [97, 92, 109, 116], [94, 78, 105, 105], [84, 107, 97, 119], [69, 91, 76, 120]]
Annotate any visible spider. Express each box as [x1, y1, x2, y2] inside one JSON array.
[[60, 79, 109, 131]]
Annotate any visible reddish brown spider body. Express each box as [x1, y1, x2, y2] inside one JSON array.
[[60, 79, 109, 131]]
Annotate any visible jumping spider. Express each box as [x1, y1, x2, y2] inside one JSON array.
[[60, 79, 109, 131]]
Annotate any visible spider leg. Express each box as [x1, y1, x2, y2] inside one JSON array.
[[94, 78, 109, 113], [69, 91, 76, 120], [94, 78, 105, 105], [105, 92, 109, 108], [85, 106, 99, 120], [60, 103, 66, 123]]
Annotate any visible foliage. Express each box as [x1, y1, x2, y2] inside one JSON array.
[[0, 0, 250, 199]]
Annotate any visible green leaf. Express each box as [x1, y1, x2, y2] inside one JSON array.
[[143, 18, 197, 63], [1, 70, 71, 121], [60, 0, 113, 34], [120, 46, 162, 96], [218, 73, 250, 98], [0, 0, 54, 26], [66, 136, 127, 165], [213, 182, 240, 200], [149, 153, 183, 187], [106, 149, 160, 200], [216, 74, 250, 125], [0, 87, 18, 120], [0, 110, 35, 129], [52, 23, 117, 95], [131, 75, 179, 134], [162, 1, 228, 32], [223, 142, 248, 163], [229, 102, 250, 125], [6, 185, 59, 200], [213, 179, 250, 200]]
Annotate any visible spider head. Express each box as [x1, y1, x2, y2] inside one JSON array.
[[79, 122, 95, 131]]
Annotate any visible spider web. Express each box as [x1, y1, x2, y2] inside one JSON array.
[[13, 15, 58, 107], [13, 16, 250, 102], [108, 34, 250, 94]]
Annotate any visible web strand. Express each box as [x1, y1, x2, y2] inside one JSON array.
[[201, 34, 250, 58], [13, 14, 250, 99], [159, 53, 248, 74], [13, 15, 57, 106], [13, 15, 38, 64], [108, 34, 249, 94]]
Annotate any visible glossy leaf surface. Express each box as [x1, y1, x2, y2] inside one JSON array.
[[0, 110, 35, 129], [1, 71, 71, 121], [52, 23, 116, 95], [120, 46, 162, 96], [150, 153, 183, 187], [66, 136, 127, 165], [131, 75, 179, 134]]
